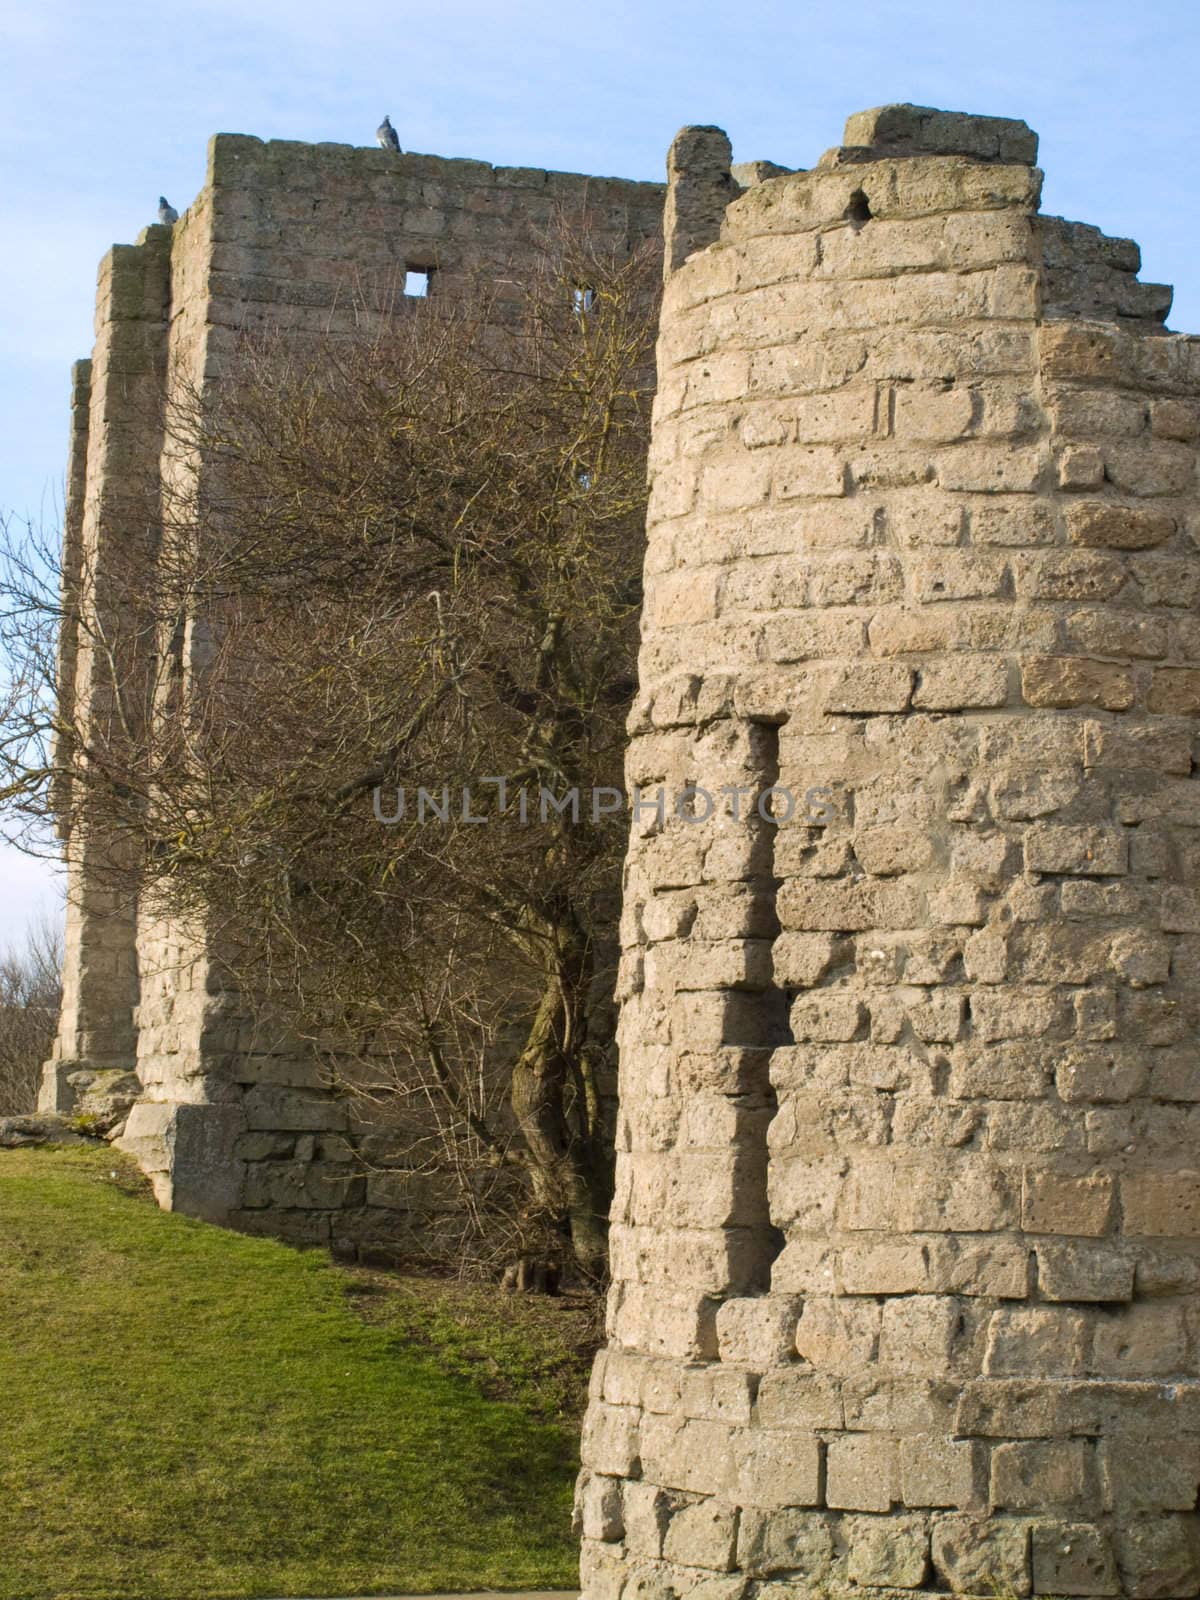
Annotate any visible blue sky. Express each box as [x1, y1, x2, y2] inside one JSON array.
[[1, 0, 1198, 946]]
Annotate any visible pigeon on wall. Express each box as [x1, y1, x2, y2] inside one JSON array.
[[376, 116, 401, 153], [158, 197, 179, 224]]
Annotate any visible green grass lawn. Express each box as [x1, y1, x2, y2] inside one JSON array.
[[0, 1144, 588, 1600]]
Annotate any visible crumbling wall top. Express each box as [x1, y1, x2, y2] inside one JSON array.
[[841, 102, 1039, 165]]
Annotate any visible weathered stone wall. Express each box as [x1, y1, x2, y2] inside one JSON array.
[[579, 107, 1200, 1599], [41, 228, 172, 1131], [50, 134, 664, 1244]]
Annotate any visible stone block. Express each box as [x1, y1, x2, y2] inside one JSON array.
[[794, 1297, 879, 1374], [732, 1429, 823, 1509], [621, 1481, 677, 1557], [1031, 1520, 1120, 1596], [990, 1440, 1091, 1512], [843, 103, 1038, 164], [824, 663, 914, 714], [1148, 668, 1200, 714], [984, 1307, 1088, 1376], [662, 1498, 739, 1570], [682, 1366, 756, 1425], [1091, 1303, 1189, 1377], [899, 1435, 981, 1508], [581, 1402, 642, 1477], [1115, 1516, 1200, 1598], [1123, 1170, 1200, 1237], [878, 1296, 961, 1377], [754, 1370, 844, 1430], [1065, 500, 1174, 549], [576, 1471, 625, 1541], [1021, 655, 1135, 710], [735, 1508, 834, 1577], [825, 1434, 898, 1512], [1101, 1438, 1200, 1511], [1036, 1241, 1134, 1302], [715, 1296, 803, 1368], [931, 1512, 1031, 1596], [1024, 824, 1128, 876], [844, 1512, 930, 1587], [772, 446, 846, 499], [912, 656, 1009, 709], [1021, 1168, 1115, 1235]]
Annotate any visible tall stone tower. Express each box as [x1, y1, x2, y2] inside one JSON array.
[[579, 107, 1200, 1598], [43, 133, 663, 1244]]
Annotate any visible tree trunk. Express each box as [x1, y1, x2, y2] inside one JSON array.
[[508, 906, 612, 1281]]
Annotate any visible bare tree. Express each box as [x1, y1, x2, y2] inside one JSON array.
[[0, 914, 63, 1117], [0, 219, 659, 1279]]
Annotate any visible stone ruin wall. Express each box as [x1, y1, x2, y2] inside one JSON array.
[[578, 108, 1200, 1599], [42, 133, 664, 1248]]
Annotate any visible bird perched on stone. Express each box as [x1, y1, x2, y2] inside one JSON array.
[[158, 196, 179, 225], [376, 116, 401, 153]]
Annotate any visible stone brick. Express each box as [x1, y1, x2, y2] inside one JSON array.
[[715, 1296, 803, 1368], [826, 1435, 898, 1512], [732, 1429, 823, 1509], [984, 1307, 1088, 1376], [990, 1440, 1091, 1512], [1021, 1169, 1115, 1235], [824, 662, 914, 714], [899, 1436, 981, 1508], [1091, 1303, 1189, 1377], [878, 1296, 961, 1377], [621, 1482, 678, 1557], [577, 1472, 625, 1542], [1148, 668, 1200, 714], [1101, 1438, 1200, 1511], [931, 1513, 1031, 1596], [754, 1370, 844, 1430], [1122, 1170, 1200, 1237], [1065, 501, 1175, 549], [794, 1297, 880, 1374], [1024, 824, 1128, 876], [1031, 1521, 1120, 1596], [1114, 1516, 1200, 1598], [582, 1403, 642, 1477], [662, 1499, 740, 1570], [844, 1512, 930, 1587], [1036, 1241, 1134, 1302], [772, 446, 846, 499], [735, 1508, 834, 1577], [912, 655, 1009, 709], [1021, 655, 1135, 710]]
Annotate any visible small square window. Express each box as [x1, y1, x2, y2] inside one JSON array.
[[572, 286, 596, 316], [405, 268, 431, 298]]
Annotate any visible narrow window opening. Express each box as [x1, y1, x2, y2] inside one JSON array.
[[404, 267, 432, 298], [572, 285, 596, 317], [845, 189, 872, 227]]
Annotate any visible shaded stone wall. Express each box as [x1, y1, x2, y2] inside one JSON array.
[[579, 107, 1199, 1599], [41, 229, 172, 1129], [48, 133, 664, 1244]]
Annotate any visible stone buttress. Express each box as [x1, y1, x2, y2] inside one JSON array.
[[578, 106, 1200, 1599]]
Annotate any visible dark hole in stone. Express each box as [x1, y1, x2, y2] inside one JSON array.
[[845, 189, 872, 226]]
